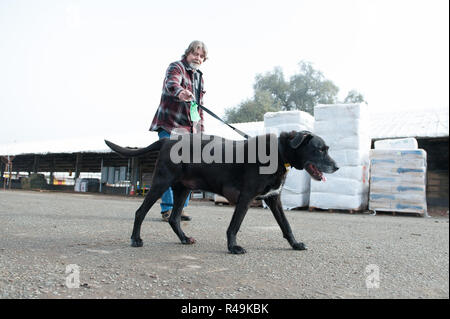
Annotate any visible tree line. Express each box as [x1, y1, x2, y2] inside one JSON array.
[[224, 61, 365, 123]]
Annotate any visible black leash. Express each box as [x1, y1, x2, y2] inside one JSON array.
[[197, 103, 250, 139]]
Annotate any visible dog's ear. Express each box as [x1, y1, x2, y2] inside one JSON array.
[[290, 131, 313, 149]]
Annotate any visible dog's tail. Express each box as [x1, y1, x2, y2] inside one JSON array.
[[105, 139, 163, 157]]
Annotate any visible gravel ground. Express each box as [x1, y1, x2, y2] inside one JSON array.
[[0, 190, 448, 299]]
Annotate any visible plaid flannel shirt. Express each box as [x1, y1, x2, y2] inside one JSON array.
[[149, 58, 205, 134]]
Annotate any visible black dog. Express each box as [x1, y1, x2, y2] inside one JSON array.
[[105, 131, 338, 254]]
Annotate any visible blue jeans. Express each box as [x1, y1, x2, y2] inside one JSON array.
[[158, 130, 190, 213]]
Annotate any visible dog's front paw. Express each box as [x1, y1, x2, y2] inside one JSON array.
[[229, 245, 247, 254], [181, 237, 196, 245], [292, 242, 307, 250], [131, 238, 143, 247]]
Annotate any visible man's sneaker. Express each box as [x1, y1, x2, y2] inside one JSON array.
[[161, 210, 171, 222], [161, 210, 192, 222], [181, 210, 192, 221]]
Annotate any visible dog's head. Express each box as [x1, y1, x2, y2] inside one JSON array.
[[281, 131, 339, 181]]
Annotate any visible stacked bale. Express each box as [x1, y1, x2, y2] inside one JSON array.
[[310, 104, 371, 210], [369, 138, 428, 215], [264, 111, 314, 209]]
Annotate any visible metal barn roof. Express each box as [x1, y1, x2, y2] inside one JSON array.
[[369, 107, 448, 139]]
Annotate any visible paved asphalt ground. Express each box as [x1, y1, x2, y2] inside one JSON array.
[[0, 190, 448, 299]]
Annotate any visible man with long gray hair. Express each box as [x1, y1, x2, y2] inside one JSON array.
[[149, 40, 208, 222]]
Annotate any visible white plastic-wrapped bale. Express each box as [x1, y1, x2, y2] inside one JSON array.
[[369, 149, 428, 215], [310, 104, 371, 210], [263, 110, 314, 210], [374, 137, 418, 150], [280, 167, 311, 209], [264, 110, 315, 130], [314, 103, 368, 122]]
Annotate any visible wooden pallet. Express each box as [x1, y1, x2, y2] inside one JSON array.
[[214, 195, 229, 205], [368, 210, 426, 217], [215, 201, 263, 208], [214, 201, 229, 206], [308, 206, 364, 214], [288, 206, 309, 211], [214, 195, 262, 207]]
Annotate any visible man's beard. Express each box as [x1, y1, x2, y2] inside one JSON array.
[[189, 62, 201, 70]]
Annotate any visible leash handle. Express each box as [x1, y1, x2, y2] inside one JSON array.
[[197, 103, 250, 139]]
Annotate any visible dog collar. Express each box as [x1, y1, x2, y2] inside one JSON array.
[[278, 140, 291, 169]]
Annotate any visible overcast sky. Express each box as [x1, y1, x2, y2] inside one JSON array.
[[0, 0, 448, 145]]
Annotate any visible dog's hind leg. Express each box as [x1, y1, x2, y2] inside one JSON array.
[[264, 195, 307, 251], [130, 178, 173, 247], [168, 182, 195, 245], [226, 195, 252, 254]]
